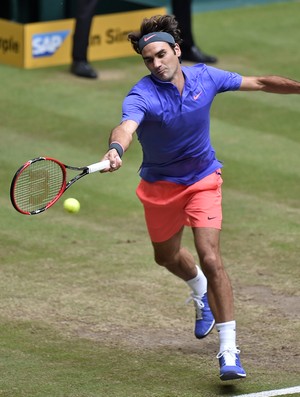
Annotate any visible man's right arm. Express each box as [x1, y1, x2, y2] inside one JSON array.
[[102, 120, 139, 172]]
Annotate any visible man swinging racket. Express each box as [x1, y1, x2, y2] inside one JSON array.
[[101, 14, 300, 380]]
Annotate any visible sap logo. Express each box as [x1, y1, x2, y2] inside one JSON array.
[[32, 30, 70, 58]]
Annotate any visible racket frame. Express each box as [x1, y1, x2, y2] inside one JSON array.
[[10, 156, 109, 215]]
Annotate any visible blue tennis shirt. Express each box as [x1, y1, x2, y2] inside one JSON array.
[[122, 64, 242, 185]]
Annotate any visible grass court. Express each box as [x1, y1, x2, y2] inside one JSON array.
[[0, 1, 299, 396]]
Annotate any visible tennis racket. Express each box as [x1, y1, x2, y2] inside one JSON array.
[[10, 157, 110, 215]]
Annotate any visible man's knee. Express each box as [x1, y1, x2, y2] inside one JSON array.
[[201, 253, 223, 278], [154, 252, 175, 268], [154, 248, 182, 268]]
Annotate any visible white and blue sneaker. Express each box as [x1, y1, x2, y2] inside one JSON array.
[[217, 348, 247, 381], [187, 292, 215, 339]]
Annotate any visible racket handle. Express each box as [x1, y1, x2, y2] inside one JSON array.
[[87, 160, 110, 173]]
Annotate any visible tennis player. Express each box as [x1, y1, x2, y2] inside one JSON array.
[[102, 15, 300, 380]]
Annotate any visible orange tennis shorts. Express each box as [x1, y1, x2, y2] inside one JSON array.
[[136, 169, 223, 243]]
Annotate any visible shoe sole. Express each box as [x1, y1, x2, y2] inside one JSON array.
[[195, 319, 215, 339], [220, 372, 246, 381]]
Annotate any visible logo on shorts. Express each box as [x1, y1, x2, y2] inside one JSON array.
[[207, 216, 216, 220]]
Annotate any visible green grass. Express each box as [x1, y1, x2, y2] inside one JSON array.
[[0, 2, 300, 396]]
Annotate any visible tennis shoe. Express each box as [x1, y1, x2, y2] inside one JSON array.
[[217, 348, 246, 381], [187, 292, 215, 339]]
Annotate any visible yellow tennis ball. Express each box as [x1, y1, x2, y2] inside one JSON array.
[[63, 198, 80, 213]]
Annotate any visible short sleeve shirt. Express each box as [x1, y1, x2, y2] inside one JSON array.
[[122, 64, 242, 185]]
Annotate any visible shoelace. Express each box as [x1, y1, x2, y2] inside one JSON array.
[[185, 292, 205, 320], [216, 347, 240, 360]]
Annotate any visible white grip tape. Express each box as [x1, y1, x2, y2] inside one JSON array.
[[87, 160, 110, 173]]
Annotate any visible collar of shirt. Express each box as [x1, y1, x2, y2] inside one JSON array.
[[149, 65, 200, 102]]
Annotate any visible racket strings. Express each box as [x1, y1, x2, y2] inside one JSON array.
[[14, 160, 64, 212]]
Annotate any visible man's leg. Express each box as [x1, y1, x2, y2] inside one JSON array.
[[171, 0, 217, 63], [152, 227, 197, 281], [152, 226, 215, 338], [71, 0, 99, 78], [193, 227, 246, 380], [192, 227, 233, 322]]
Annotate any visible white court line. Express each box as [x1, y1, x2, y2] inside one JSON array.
[[234, 386, 300, 397]]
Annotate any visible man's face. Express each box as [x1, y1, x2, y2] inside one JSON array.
[[141, 41, 181, 83]]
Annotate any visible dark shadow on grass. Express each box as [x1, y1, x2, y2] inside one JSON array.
[[212, 382, 240, 395]]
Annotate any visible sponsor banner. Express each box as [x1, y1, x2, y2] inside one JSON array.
[[0, 8, 165, 69], [0, 19, 24, 67], [23, 19, 74, 68], [87, 9, 164, 61]]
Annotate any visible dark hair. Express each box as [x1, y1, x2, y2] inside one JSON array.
[[128, 14, 182, 54]]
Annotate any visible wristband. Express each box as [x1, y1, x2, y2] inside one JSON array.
[[109, 142, 124, 158]]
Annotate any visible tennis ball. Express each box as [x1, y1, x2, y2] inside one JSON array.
[[63, 198, 80, 213]]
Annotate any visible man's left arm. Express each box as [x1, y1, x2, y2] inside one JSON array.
[[239, 75, 300, 94]]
